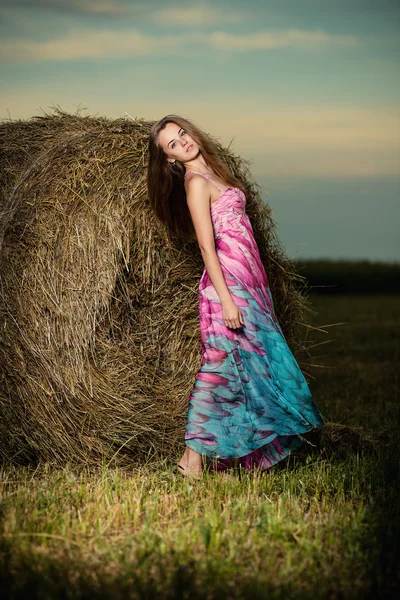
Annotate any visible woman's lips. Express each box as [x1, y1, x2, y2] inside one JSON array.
[[186, 144, 193, 153]]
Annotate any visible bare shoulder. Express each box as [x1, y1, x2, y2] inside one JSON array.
[[184, 173, 211, 206], [184, 174, 215, 251]]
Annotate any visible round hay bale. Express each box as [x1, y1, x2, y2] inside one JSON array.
[[0, 105, 103, 213], [0, 108, 316, 468]]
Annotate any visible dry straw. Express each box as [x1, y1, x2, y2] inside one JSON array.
[[0, 107, 341, 469]]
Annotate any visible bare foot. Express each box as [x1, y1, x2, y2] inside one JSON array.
[[177, 445, 203, 478]]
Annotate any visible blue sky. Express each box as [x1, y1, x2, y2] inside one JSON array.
[[0, 0, 399, 261]]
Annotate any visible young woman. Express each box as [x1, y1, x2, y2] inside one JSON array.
[[147, 114, 325, 479]]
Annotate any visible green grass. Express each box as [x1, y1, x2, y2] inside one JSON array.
[[1, 294, 399, 599]]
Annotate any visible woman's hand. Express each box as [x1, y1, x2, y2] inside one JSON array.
[[222, 299, 245, 329]]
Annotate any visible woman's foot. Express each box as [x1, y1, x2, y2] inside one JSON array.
[[177, 445, 203, 479], [177, 463, 202, 479]]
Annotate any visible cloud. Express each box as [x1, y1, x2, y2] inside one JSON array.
[[151, 3, 243, 26], [0, 26, 361, 62], [0, 1, 251, 24], [209, 28, 360, 51], [0, 0, 132, 17], [1, 90, 398, 178], [206, 104, 400, 175], [0, 29, 180, 61], [214, 105, 400, 151], [197, 104, 400, 178]]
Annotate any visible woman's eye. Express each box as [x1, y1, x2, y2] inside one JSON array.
[[172, 131, 185, 148]]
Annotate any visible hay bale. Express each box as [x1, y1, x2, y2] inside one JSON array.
[[0, 106, 103, 213], [0, 108, 315, 467]]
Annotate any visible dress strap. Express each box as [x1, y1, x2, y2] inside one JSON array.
[[184, 169, 224, 193]]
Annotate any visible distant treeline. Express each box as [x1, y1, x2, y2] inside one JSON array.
[[294, 259, 400, 294]]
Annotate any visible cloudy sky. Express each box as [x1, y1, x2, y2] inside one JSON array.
[[0, 0, 399, 261]]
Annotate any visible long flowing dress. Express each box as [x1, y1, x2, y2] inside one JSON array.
[[184, 170, 325, 472]]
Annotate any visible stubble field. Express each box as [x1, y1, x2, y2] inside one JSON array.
[[1, 293, 399, 599]]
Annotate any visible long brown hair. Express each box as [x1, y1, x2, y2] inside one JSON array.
[[147, 114, 245, 242]]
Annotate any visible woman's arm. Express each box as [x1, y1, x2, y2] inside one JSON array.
[[186, 175, 232, 303], [186, 176, 244, 329]]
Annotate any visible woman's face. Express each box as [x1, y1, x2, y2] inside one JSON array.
[[158, 122, 198, 165]]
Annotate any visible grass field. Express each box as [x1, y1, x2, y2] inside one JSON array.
[[1, 294, 399, 599]]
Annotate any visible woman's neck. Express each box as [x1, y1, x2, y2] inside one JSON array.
[[184, 158, 211, 174]]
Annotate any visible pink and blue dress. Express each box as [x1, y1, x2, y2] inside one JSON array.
[[183, 170, 324, 472]]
